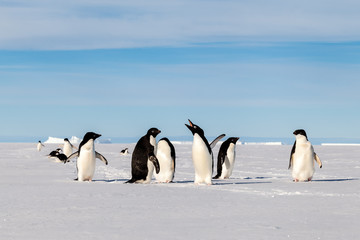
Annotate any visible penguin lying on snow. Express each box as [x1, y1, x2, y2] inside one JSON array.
[[120, 148, 130, 155], [67, 132, 108, 181], [213, 137, 239, 179], [47, 148, 68, 163], [126, 128, 161, 184], [154, 137, 176, 183], [47, 148, 62, 158], [185, 119, 225, 185], [289, 129, 322, 182]]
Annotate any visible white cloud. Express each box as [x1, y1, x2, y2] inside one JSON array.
[[0, 0, 360, 50]]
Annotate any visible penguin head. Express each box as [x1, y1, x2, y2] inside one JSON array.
[[185, 119, 205, 136], [78, 132, 101, 151], [64, 138, 69, 142], [228, 137, 240, 144], [293, 129, 308, 140], [147, 128, 161, 138], [82, 132, 102, 143]]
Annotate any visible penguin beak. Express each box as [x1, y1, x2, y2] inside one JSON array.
[[185, 120, 194, 133], [188, 119, 194, 127], [94, 133, 101, 139]]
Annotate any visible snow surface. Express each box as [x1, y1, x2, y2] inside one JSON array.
[[1, 142, 359, 240]]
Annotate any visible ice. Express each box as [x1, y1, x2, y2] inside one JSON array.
[[44, 136, 81, 144]]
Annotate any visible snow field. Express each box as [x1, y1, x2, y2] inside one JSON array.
[[0, 143, 359, 240]]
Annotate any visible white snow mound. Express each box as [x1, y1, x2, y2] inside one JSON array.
[[44, 136, 81, 144]]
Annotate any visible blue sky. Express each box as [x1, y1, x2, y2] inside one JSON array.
[[1, 1, 360, 141]]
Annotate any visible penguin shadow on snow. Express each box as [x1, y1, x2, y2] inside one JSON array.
[[311, 178, 358, 182], [92, 179, 129, 183], [212, 179, 272, 185]]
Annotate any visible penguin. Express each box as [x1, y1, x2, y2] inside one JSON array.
[[213, 137, 240, 179], [54, 152, 68, 163], [154, 138, 176, 183], [289, 129, 322, 182], [47, 148, 62, 158], [47, 148, 67, 162], [63, 138, 75, 157], [185, 119, 225, 185], [37, 141, 45, 151], [66, 132, 108, 181], [126, 128, 161, 184], [120, 148, 130, 155]]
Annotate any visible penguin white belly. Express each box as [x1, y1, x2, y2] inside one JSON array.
[[77, 149, 96, 181], [63, 143, 72, 157], [292, 143, 315, 181], [192, 134, 212, 185], [37, 143, 42, 151], [155, 142, 174, 183]]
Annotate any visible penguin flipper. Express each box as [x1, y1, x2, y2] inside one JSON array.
[[314, 153, 322, 168], [95, 151, 108, 165], [210, 134, 226, 149], [288, 141, 296, 169], [217, 151, 226, 175], [149, 154, 160, 174], [66, 151, 79, 163]]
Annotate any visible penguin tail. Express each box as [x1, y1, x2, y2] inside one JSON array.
[[212, 174, 220, 179], [125, 179, 136, 184]]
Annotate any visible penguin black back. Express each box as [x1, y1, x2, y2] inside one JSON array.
[[126, 128, 161, 183]]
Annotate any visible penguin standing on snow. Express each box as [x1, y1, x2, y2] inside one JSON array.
[[289, 129, 322, 182], [37, 141, 45, 151], [185, 119, 225, 185], [213, 137, 239, 179], [154, 138, 176, 183], [63, 138, 75, 157], [126, 128, 161, 184], [66, 132, 108, 181]]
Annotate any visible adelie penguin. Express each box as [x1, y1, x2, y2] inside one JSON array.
[[63, 138, 75, 157], [154, 137, 176, 183], [47, 148, 62, 158], [289, 129, 322, 182], [185, 119, 225, 185], [47, 148, 67, 163], [120, 148, 130, 156], [126, 128, 161, 184], [37, 141, 45, 151], [66, 132, 108, 181], [213, 137, 240, 179]]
